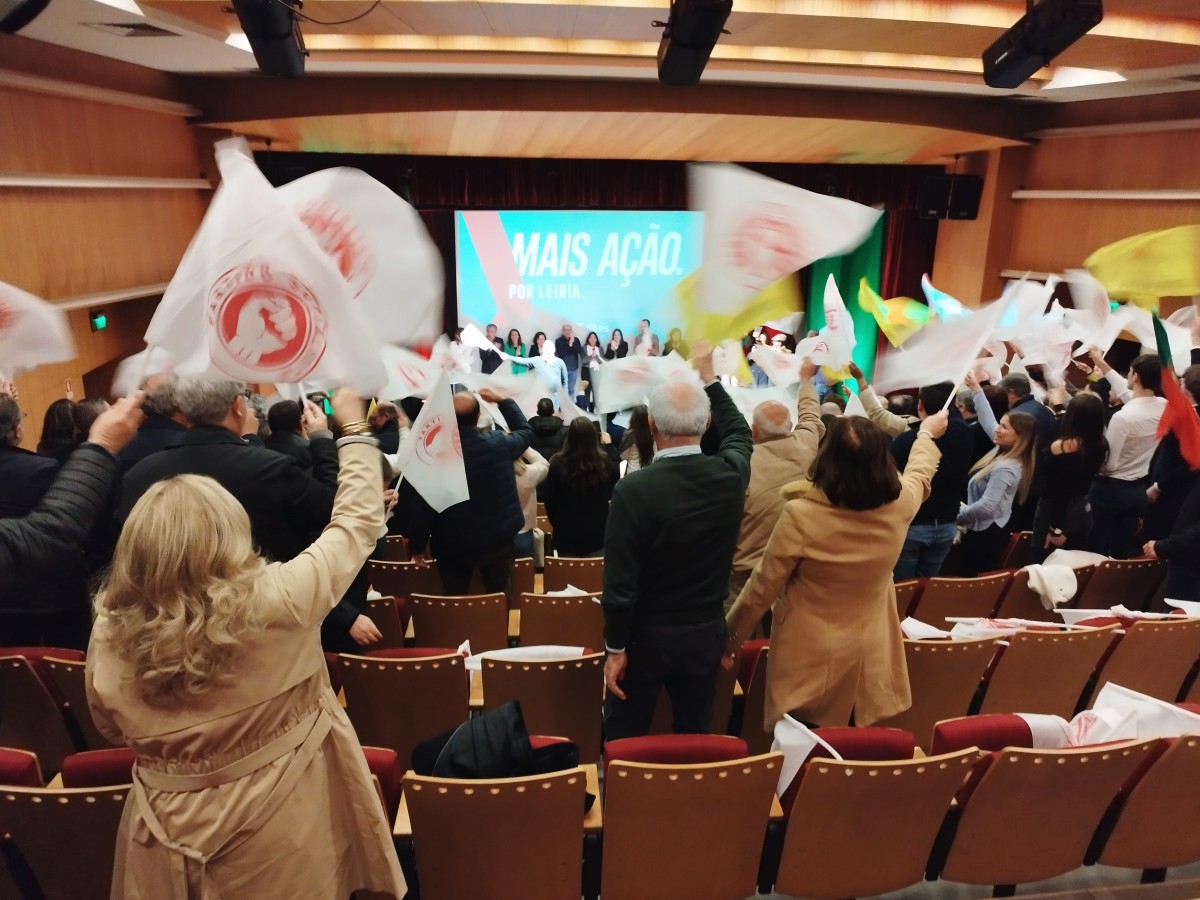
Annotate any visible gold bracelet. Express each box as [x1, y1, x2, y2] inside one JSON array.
[[340, 421, 373, 436]]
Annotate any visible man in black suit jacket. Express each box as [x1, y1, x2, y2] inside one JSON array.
[[265, 399, 313, 468], [409, 389, 533, 596], [601, 342, 753, 740], [119, 379, 338, 564], [115, 374, 188, 478], [370, 402, 402, 455], [0, 394, 97, 649]]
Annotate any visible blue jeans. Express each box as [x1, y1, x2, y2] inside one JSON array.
[[566, 367, 579, 398], [894, 521, 959, 580]]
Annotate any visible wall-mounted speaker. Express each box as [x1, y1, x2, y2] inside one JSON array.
[[917, 174, 983, 221], [230, 0, 305, 77]]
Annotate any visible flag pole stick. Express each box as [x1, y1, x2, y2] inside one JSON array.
[[130, 344, 156, 398]]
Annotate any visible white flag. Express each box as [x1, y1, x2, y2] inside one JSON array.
[[278, 167, 443, 346], [397, 371, 469, 513], [873, 297, 1012, 395], [748, 345, 802, 387], [592, 353, 698, 414], [379, 344, 442, 400], [112, 346, 176, 397], [844, 391, 868, 418], [0, 281, 75, 375], [145, 139, 386, 394], [806, 274, 855, 369], [727, 385, 796, 426], [691, 163, 881, 316]]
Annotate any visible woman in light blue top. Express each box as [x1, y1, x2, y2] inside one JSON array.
[[957, 375, 1039, 576]]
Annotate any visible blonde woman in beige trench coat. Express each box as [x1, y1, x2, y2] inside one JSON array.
[[725, 410, 947, 732], [86, 388, 405, 900]]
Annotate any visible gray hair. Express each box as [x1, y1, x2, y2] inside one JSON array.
[[141, 374, 180, 418], [177, 378, 244, 427], [647, 381, 710, 439], [956, 389, 975, 413], [752, 400, 792, 440], [997, 373, 1031, 399]]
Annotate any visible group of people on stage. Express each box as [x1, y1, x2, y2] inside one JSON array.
[[3, 312, 1200, 899]]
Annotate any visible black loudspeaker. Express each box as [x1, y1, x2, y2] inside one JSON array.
[[982, 0, 1103, 89], [230, 0, 305, 77], [0, 0, 50, 33], [917, 174, 983, 221], [656, 0, 732, 86]]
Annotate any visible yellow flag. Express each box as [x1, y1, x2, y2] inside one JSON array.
[[857, 278, 930, 347], [366, 398, 378, 418], [675, 269, 801, 347], [1085, 224, 1200, 311]]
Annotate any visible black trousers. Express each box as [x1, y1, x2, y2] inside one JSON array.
[[1088, 476, 1149, 559], [0, 608, 92, 651], [439, 545, 514, 597], [603, 617, 726, 742], [957, 524, 1011, 578]]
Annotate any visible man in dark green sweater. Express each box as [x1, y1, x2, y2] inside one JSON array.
[[602, 341, 753, 740]]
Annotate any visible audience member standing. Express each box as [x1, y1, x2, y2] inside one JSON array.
[[369, 401, 402, 454], [528, 398, 568, 460], [630, 319, 660, 357], [729, 358, 824, 609], [957, 378, 1038, 576], [119, 379, 338, 564], [265, 400, 313, 467], [409, 389, 533, 595], [555, 324, 585, 400], [605, 329, 629, 361], [481, 323, 505, 375], [892, 382, 973, 580], [1088, 354, 1167, 558], [87, 388, 406, 900], [543, 419, 620, 557], [849, 363, 915, 437], [725, 412, 948, 732], [1145, 364, 1200, 540], [601, 343, 752, 739], [1031, 393, 1108, 562], [664, 328, 689, 359], [116, 375, 188, 477], [505, 329, 526, 374], [617, 405, 653, 474], [513, 448, 549, 559], [1145, 475, 1200, 603], [529, 331, 548, 358], [965, 385, 1010, 464], [997, 373, 1058, 529], [582, 331, 604, 411], [37, 398, 80, 463]]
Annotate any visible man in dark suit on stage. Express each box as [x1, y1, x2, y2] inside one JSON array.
[[601, 341, 753, 740]]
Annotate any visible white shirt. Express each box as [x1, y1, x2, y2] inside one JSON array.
[[1100, 395, 1167, 481]]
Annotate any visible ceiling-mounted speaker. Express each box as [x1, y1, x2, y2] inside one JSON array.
[[230, 0, 305, 77], [0, 0, 50, 33], [982, 0, 1103, 89], [918, 174, 983, 221], [655, 0, 732, 86]]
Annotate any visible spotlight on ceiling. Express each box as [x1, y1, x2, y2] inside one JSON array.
[[983, 0, 1103, 89], [230, 0, 306, 77], [654, 0, 732, 86]]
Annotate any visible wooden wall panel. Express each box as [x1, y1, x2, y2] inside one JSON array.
[[1021, 129, 1200, 193], [9, 299, 158, 450]]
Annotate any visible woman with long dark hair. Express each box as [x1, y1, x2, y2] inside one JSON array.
[[1031, 392, 1108, 561], [617, 404, 654, 474], [725, 412, 948, 730], [605, 328, 628, 361], [959, 374, 1040, 575], [528, 331, 548, 358], [505, 328, 526, 374], [542, 418, 619, 557], [38, 398, 80, 463], [582, 331, 603, 411]]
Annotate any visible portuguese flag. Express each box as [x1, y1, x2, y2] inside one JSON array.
[[1152, 314, 1200, 471]]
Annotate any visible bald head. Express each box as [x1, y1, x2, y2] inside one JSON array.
[[751, 400, 791, 443], [453, 392, 480, 428]]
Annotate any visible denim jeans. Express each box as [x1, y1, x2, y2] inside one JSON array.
[[566, 367, 579, 398], [894, 521, 960, 580]]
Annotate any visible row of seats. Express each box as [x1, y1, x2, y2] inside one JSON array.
[[368, 554, 604, 609], [10, 723, 1199, 900], [894, 556, 1169, 624]]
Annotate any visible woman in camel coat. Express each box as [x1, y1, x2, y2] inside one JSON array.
[[726, 411, 945, 731], [86, 389, 405, 900]]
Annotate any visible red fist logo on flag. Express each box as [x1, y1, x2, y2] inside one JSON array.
[[724, 203, 805, 290]]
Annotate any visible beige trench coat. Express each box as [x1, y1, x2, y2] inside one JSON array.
[[727, 434, 940, 730], [86, 443, 406, 900]]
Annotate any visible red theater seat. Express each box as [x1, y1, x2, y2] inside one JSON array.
[[60, 748, 135, 788]]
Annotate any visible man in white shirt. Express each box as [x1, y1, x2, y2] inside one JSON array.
[[630, 319, 660, 357], [1088, 354, 1167, 558]]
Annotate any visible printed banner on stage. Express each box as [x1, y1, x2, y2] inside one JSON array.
[[455, 210, 703, 340]]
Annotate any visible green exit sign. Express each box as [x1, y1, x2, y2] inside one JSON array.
[[90, 310, 107, 332]]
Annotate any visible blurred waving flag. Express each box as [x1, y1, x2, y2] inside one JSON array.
[[686, 163, 880, 342], [145, 139, 386, 393], [857, 278, 929, 347], [397, 371, 470, 512], [0, 281, 74, 375], [1152, 314, 1200, 471], [921, 274, 970, 321], [1085, 225, 1200, 311]]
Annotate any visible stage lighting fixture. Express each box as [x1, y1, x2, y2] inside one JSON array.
[[983, 0, 1103, 89], [230, 0, 306, 77], [0, 0, 50, 33], [654, 0, 732, 86]]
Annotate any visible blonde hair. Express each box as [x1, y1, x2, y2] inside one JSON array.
[[96, 475, 265, 707], [968, 410, 1038, 505]]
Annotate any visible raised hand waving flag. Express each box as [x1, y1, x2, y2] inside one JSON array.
[[397, 371, 469, 512], [857, 278, 928, 347], [921, 274, 970, 321], [145, 139, 385, 393], [0, 280, 75, 375]]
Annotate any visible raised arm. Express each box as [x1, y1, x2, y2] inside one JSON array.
[[971, 387, 1000, 442], [727, 501, 804, 644], [793, 359, 824, 442], [695, 341, 753, 487], [489, 393, 534, 459], [270, 391, 385, 628]]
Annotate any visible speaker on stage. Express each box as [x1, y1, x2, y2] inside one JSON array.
[[917, 174, 983, 221]]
